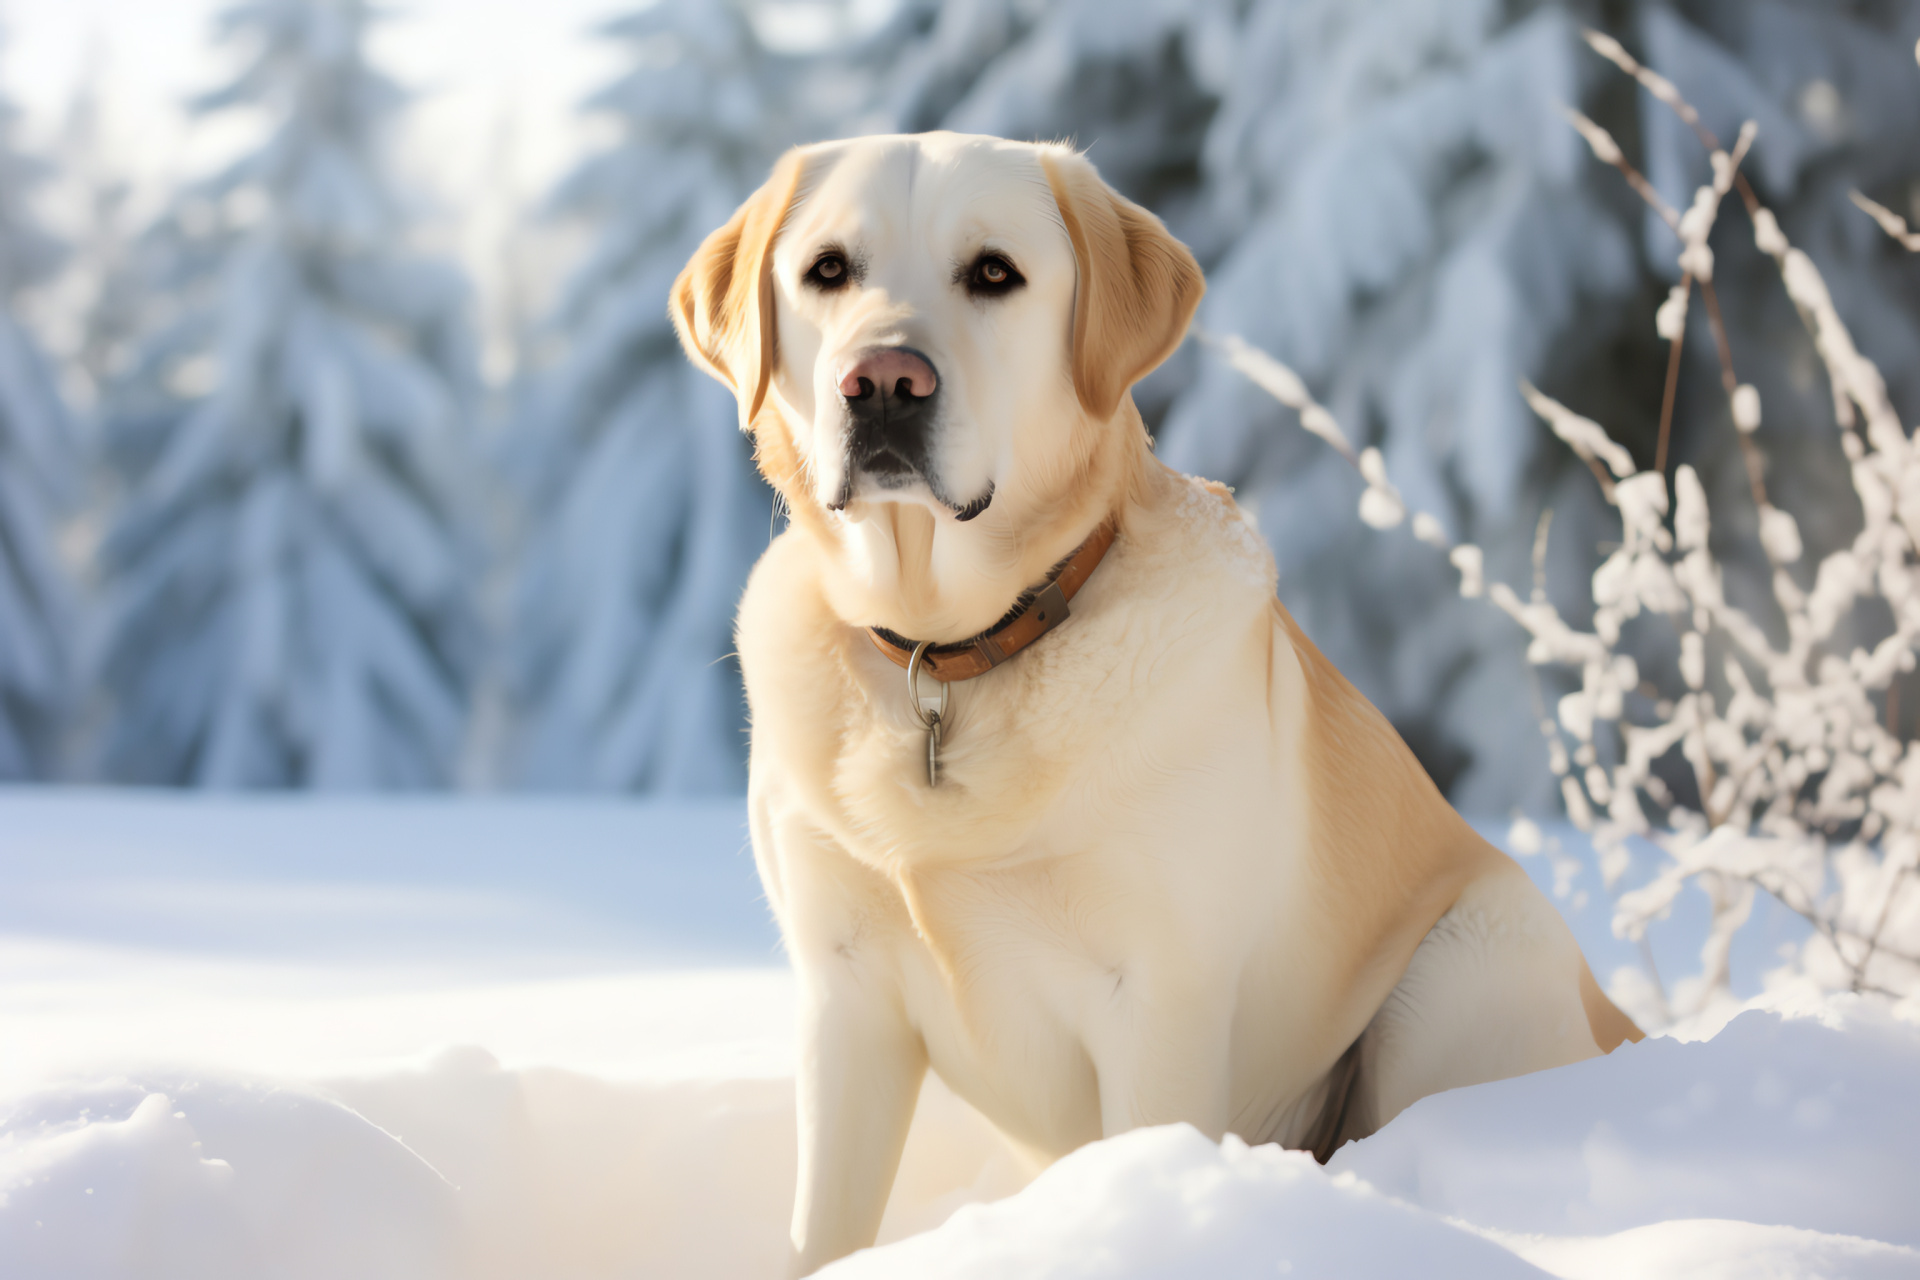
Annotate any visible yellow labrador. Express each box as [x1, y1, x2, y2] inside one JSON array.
[[673, 132, 1639, 1276]]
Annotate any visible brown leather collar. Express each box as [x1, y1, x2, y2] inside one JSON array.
[[866, 519, 1119, 683]]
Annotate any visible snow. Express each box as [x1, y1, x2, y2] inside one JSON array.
[[1332, 995, 1920, 1249], [0, 1059, 1031, 1280], [0, 789, 785, 1088], [1494, 1222, 1918, 1280], [5, 1085, 464, 1280], [3, 792, 1917, 1278], [825, 994, 1920, 1278], [0, 791, 1022, 1275], [823, 1126, 1557, 1279]]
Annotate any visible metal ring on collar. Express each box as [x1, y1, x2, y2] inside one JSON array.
[[906, 640, 950, 731]]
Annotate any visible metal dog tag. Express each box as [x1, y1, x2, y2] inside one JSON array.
[[906, 641, 950, 788]]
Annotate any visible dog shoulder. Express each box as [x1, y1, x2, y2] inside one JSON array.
[[1122, 467, 1278, 605], [1267, 591, 1508, 975], [736, 530, 841, 688]]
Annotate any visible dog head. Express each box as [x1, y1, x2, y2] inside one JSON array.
[[674, 132, 1202, 639]]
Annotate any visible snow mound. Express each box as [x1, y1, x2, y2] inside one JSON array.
[[5, 1000, 1918, 1279], [1490, 1220, 1920, 1280], [817, 1125, 1555, 1279], [0, 1051, 1023, 1280], [1332, 994, 1920, 1249], [4, 796, 1915, 1278], [823, 997, 1920, 1279], [0, 1080, 461, 1280]]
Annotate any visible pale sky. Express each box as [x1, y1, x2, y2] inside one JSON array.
[[3, 0, 631, 196], [2, 0, 639, 375]]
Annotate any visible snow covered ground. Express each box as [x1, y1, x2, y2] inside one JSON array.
[[2, 789, 1915, 1278]]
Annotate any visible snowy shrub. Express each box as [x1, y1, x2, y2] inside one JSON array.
[[1162, 0, 1920, 816], [0, 74, 80, 779], [90, 0, 483, 787], [1222, 35, 1920, 1022]]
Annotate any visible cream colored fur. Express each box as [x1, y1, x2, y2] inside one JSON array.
[[673, 132, 1639, 1277]]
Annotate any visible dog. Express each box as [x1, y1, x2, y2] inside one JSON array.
[[672, 131, 1640, 1276]]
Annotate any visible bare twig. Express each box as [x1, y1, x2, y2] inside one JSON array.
[[1655, 279, 1688, 476], [1583, 29, 1715, 150], [1851, 190, 1920, 251], [1562, 106, 1679, 227], [1855, 866, 1907, 988], [1520, 381, 1634, 498], [1698, 281, 1737, 396], [1199, 330, 1357, 465], [1532, 508, 1554, 601]]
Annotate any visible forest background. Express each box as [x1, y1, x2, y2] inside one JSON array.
[[1, 0, 1917, 820]]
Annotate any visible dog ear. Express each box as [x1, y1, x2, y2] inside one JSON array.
[[672, 149, 805, 430], [1041, 149, 1205, 423]]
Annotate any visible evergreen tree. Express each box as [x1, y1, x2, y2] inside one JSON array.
[[505, 0, 805, 791], [57, 71, 141, 404], [0, 78, 79, 778], [93, 0, 483, 787], [825, 0, 1038, 136]]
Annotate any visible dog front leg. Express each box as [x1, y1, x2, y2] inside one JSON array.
[[1087, 971, 1234, 1142], [788, 958, 927, 1276]]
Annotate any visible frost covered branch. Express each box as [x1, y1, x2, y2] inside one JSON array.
[[1215, 40, 1920, 1022], [1561, 106, 1678, 229], [1851, 191, 1920, 253], [1501, 44, 1920, 1014], [1200, 331, 1356, 466], [1197, 329, 1480, 592]]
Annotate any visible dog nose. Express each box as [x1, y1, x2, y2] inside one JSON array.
[[839, 347, 937, 401]]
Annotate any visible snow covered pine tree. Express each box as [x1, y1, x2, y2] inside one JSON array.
[[93, 0, 483, 787], [506, 0, 807, 792], [0, 70, 79, 779], [47, 68, 142, 409]]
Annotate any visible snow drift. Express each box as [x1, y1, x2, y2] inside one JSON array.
[[835, 994, 1920, 1279], [0, 1059, 1024, 1280], [5, 996, 1916, 1279], [4, 792, 1914, 1277]]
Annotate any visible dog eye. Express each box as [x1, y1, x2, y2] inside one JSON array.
[[966, 254, 1024, 296], [807, 254, 851, 289]]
